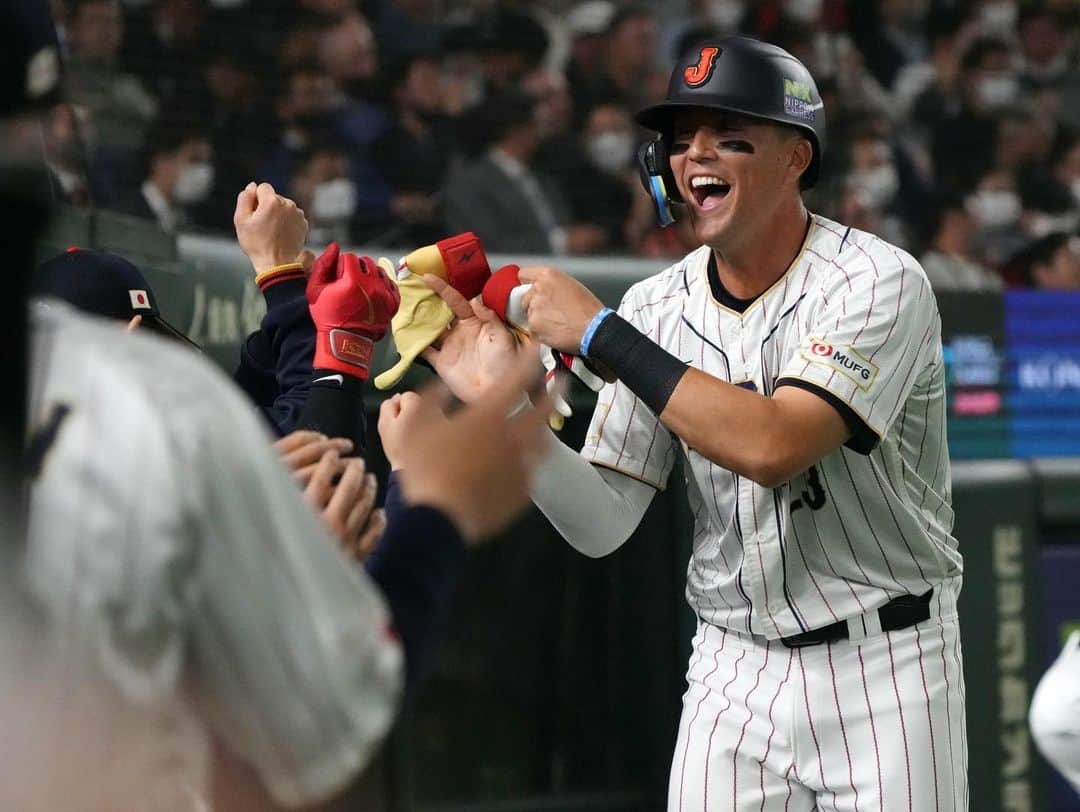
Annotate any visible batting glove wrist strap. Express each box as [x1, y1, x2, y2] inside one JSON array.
[[314, 329, 375, 378], [580, 307, 614, 358], [587, 314, 687, 417]]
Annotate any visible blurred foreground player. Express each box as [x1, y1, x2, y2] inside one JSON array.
[[21, 291, 550, 809], [428, 37, 966, 809]]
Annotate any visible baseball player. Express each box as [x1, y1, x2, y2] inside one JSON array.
[[20, 292, 549, 808], [426, 37, 966, 810]]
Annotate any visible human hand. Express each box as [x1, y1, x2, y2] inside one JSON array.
[[394, 354, 554, 544], [377, 392, 420, 470], [233, 182, 309, 275], [274, 430, 354, 478], [518, 266, 605, 356], [308, 243, 401, 380], [303, 449, 385, 563], [420, 274, 528, 403]]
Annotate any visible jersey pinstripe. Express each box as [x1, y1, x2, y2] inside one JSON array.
[[24, 300, 403, 808], [581, 214, 961, 638]]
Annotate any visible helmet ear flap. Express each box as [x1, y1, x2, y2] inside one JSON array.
[[636, 135, 682, 227]]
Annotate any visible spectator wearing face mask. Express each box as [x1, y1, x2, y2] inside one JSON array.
[[572, 102, 637, 252], [173, 41, 273, 231], [314, 10, 395, 218], [920, 192, 1003, 291], [288, 137, 356, 247], [119, 117, 214, 233], [930, 36, 1019, 191], [842, 126, 910, 249], [965, 167, 1027, 269]]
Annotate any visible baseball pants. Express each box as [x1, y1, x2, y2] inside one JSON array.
[[668, 578, 967, 811]]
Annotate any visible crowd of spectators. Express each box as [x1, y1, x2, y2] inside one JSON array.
[[44, 0, 1080, 289]]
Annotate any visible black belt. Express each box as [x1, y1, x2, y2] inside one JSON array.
[[781, 589, 934, 648]]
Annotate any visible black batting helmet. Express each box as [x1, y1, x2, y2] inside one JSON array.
[[635, 37, 826, 223]]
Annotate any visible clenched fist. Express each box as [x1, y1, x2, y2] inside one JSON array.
[[233, 181, 310, 275], [308, 243, 401, 380]]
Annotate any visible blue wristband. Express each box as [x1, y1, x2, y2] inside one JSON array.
[[580, 307, 613, 358]]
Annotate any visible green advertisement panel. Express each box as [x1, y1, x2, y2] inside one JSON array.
[[952, 462, 1045, 812]]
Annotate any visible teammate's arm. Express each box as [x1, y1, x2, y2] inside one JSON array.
[[417, 273, 662, 556], [233, 182, 317, 436]]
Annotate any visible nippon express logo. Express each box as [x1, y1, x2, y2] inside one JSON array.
[[801, 339, 880, 390], [783, 79, 818, 122]]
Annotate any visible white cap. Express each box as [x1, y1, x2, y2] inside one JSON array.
[[567, 0, 615, 38]]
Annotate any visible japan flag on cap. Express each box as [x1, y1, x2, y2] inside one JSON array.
[[129, 289, 151, 310]]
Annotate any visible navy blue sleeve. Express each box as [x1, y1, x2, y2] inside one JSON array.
[[232, 277, 315, 436], [295, 372, 368, 453], [364, 471, 467, 688]]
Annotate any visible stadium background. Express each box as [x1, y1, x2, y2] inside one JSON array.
[[33, 0, 1080, 809]]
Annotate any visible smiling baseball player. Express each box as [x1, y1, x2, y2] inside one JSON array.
[[428, 36, 966, 810]]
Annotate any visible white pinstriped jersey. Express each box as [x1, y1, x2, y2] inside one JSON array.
[[582, 214, 962, 638], [24, 301, 402, 808]]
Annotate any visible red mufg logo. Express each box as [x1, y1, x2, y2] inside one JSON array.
[[684, 47, 720, 88], [810, 341, 834, 357]]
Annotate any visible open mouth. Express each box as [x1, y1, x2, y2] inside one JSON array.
[[690, 175, 732, 211]]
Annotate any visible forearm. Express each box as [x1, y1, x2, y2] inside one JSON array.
[[530, 433, 654, 558], [661, 370, 794, 486], [585, 313, 826, 487]]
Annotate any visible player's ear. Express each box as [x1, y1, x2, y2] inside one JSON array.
[[787, 136, 813, 188]]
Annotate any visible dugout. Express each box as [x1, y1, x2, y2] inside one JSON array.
[[32, 207, 1080, 812]]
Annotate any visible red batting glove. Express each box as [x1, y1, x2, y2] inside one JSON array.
[[307, 243, 401, 380], [435, 232, 490, 299]]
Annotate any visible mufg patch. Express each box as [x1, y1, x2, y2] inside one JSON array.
[[783, 78, 816, 122], [800, 339, 880, 391]]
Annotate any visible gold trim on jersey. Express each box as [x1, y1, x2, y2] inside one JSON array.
[[584, 458, 666, 490], [704, 213, 818, 319]]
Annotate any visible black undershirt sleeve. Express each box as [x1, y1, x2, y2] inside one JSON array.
[[774, 377, 879, 455]]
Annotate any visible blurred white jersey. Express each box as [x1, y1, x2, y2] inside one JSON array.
[[582, 214, 962, 637], [1030, 631, 1080, 795], [22, 300, 402, 809]]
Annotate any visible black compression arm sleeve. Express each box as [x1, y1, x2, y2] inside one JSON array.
[[586, 314, 688, 416]]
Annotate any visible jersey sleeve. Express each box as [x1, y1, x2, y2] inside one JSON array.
[[579, 287, 677, 489], [776, 255, 939, 453], [183, 370, 403, 808]]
